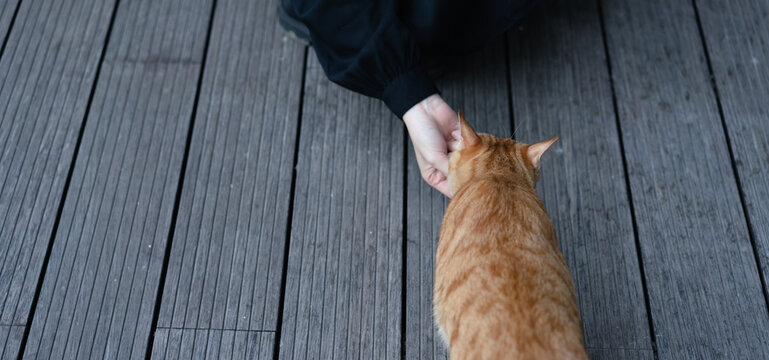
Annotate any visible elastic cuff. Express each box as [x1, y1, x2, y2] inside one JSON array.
[[382, 68, 439, 118]]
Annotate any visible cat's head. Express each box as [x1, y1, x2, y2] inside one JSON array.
[[448, 111, 558, 195]]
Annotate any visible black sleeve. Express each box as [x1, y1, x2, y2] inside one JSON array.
[[291, 0, 439, 118]]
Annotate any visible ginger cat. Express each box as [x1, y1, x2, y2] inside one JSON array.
[[433, 112, 587, 360]]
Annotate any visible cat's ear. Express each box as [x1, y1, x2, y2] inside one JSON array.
[[526, 136, 559, 168], [457, 111, 480, 150]]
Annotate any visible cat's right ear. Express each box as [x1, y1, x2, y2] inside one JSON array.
[[526, 136, 559, 168], [457, 111, 480, 150]]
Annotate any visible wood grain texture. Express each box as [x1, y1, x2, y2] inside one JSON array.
[[508, 0, 652, 357], [150, 329, 273, 360], [405, 39, 510, 360], [278, 51, 403, 360], [695, 0, 769, 300], [0, 0, 20, 48], [155, 0, 304, 353], [0, 0, 116, 357], [601, 0, 769, 357], [0, 325, 23, 359], [21, 0, 213, 358]]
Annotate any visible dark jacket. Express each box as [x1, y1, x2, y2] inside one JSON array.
[[291, 0, 537, 117]]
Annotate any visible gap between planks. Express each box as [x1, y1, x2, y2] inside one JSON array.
[[143, 0, 220, 358], [595, 0, 658, 358], [15, 0, 123, 357]]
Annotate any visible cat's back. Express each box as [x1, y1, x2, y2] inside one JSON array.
[[434, 178, 587, 360]]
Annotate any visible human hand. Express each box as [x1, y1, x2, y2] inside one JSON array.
[[403, 94, 461, 197]]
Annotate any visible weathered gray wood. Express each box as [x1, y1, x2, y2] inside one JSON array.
[[601, 0, 769, 357], [0, 0, 117, 358], [696, 0, 769, 300], [150, 328, 169, 359], [0, 0, 20, 48], [278, 51, 403, 360], [204, 329, 222, 359], [588, 348, 653, 359], [0, 325, 7, 358], [179, 328, 196, 359], [259, 333, 274, 359], [232, 331, 247, 358], [155, 6, 304, 360], [405, 39, 510, 360], [165, 329, 182, 360], [191, 329, 208, 360], [0, 325, 23, 359], [20, 0, 214, 358], [219, 330, 235, 359], [508, 0, 653, 357], [152, 328, 279, 360]]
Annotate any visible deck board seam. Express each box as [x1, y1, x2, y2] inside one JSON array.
[[0, 0, 73, 328], [595, 0, 658, 358], [15, 0, 122, 358], [218, 0, 258, 340], [0, 0, 22, 60], [120, 3, 206, 356], [400, 124, 408, 360], [88, 1, 174, 356], [143, 0, 219, 358], [0, 0, 68, 320], [157, 327, 276, 332], [504, 31, 516, 139], [689, 0, 769, 317], [229, 0, 268, 335], [274, 45, 309, 360], [255, 4, 285, 330], [36, 4, 120, 355]]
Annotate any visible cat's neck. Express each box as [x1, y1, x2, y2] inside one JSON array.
[[462, 171, 536, 195]]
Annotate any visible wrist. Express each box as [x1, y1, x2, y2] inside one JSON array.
[[402, 94, 441, 127]]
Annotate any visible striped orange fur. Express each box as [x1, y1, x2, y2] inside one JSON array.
[[433, 112, 587, 359]]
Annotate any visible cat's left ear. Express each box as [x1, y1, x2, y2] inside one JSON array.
[[456, 111, 480, 150], [526, 136, 559, 168]]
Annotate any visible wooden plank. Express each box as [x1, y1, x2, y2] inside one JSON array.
[[0, 325, 23, 359], [259, 332, 274, 359], [232, 331, 248, 358], [20, 0, 214, 358], [179, 328, 196, 359], [165, 329, 183, 360], [508, 0, 653, 357], [149, 330, 272, 360], [0, 0, 117, 358], [241, 331, 273, 359], [205, 330, 222, 359], [601, 0, 769, 357], [278, 51, 403, 360], [0, 325, 7, 357], [404, 39, 509, 360], [219, 330, 235, 359], [150, 328, 170, 359], [695, 0, 769, 300], [155, 2, 304, 355], [192, 329, 208, 360], [588, 349, 652, 360]]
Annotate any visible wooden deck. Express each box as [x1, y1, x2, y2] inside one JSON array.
[[1, 0, 768, 358]]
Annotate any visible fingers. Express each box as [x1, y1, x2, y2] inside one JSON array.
[[426, 97, 460, 151], [430, 152, 449, 177], [447, 129, 461, 152], [422, 167, 452, 198], [434, 179, 452, 198]]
